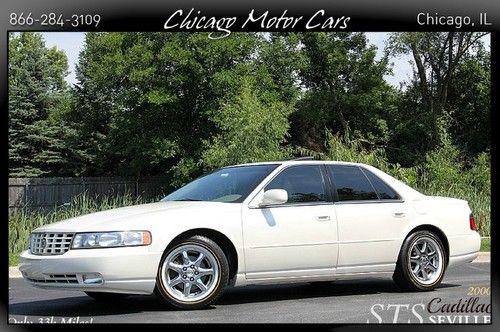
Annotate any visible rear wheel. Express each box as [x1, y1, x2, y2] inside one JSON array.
[[155, 236, 229, 309], [393, 230, 447, 291], [84, 292, 129, 301]]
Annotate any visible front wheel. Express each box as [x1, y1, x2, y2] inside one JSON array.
[[393, 230, 447, 291], [155, 235, 229, 309]]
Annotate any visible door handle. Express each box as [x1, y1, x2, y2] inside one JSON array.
[[393, 212, 406, 218], [316, 215, 331, 221]]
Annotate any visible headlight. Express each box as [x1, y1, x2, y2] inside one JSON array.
[[71, 231, 152, 249]]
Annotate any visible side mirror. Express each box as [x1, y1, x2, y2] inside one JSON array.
[[259, 189, 288, 207]]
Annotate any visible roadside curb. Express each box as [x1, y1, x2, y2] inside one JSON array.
[[9, 266, 23, 279], [8, 252, 491, 279], [473, 251, 490, 263]]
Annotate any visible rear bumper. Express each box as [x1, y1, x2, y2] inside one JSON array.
[[448, 252, 480, 267], [19, 246, 161, 294], [448, 231, 481, 268]]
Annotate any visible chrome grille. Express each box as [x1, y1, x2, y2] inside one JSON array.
[[30, 232, 74, 255]]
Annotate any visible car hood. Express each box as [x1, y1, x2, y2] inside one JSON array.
[[34, 201, 240, 232]]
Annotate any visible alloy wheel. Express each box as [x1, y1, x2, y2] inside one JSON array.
[[408, 236, 444, 285], [160, 244, 220, 302]]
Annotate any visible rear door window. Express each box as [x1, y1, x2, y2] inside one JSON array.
[[328, 165, 378, 201], [362, 168, 400, 200]]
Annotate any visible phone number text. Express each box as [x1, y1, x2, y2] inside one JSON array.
[[10, 13, 101, 27]]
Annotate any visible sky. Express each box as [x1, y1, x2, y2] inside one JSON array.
[[41, 32, 490, 88], [365, 32, 410, 87], [42, 32, 86, 85]]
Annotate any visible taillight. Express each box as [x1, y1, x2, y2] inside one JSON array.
[[469, 213, 477, 231]]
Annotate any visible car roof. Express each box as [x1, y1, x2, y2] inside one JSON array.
[[227, 160, 367, 168]]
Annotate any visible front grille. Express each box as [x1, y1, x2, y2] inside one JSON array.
[[26, 274, 79, 284], [30, 232, 74, 255]]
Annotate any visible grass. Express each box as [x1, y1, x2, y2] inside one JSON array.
[[9, 254, 19, 267], [481, 237, 491, 252]]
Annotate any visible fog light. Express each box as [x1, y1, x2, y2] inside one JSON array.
[[82, 273, 103, 284]]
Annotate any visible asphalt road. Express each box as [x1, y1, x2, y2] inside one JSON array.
[[8, 263, 491, 324]]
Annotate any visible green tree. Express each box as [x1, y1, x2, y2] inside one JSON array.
[[292, 32, 396, 152], [9, 32, 73, 177], [387, 32, 488, 146], [70, 32, 295, 184], [259, 33, 304, 106], [202, 78, 292, 169], [447, 50, 490, 159], [385, 84, 432, 166]]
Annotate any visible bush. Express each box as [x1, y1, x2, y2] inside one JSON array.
[[323, 133, 418, 186], [418, 145, 490, 236]]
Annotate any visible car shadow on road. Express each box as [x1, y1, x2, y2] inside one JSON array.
[[219, 279, 460, 305], [9, 279, 460, 316], [9, 295, 169, 317]]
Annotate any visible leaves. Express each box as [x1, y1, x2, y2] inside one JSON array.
[[202, 79, 292, 169], [387, 32, 488, 147], [8, 32, 74, 177], [9, 32, 490, 195], [291, 32, 393, 150]]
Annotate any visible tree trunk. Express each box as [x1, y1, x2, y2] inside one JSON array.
[[337, 107, 349, 136], [328, 82, 349, 137]]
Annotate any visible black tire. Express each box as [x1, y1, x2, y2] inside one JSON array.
[[84, 292, 129, 301], [393, 230, 447, 291], [155, 235, 229, 310]]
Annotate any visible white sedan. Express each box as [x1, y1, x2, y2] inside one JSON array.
[[19, 160, 481, 309]]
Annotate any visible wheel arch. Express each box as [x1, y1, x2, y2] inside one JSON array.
[[403, 224, 450, 263], [166, 228, 239, 283]]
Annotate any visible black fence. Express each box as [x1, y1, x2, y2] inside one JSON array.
[[8, 177, 172, 214]]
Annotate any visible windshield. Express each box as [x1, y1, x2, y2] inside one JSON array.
[[162, 164, 279, 203]]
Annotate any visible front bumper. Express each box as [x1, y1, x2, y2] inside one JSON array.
[[19, 246, 161, 294]]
